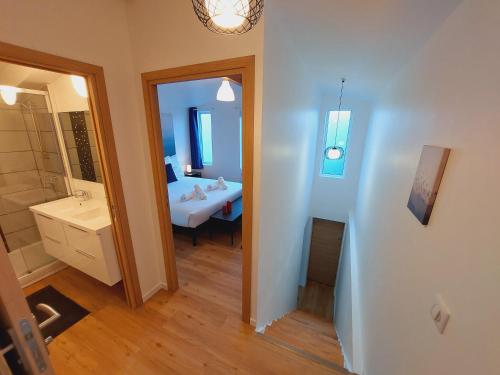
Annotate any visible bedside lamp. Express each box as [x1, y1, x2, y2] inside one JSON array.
[[186, 165, 192, 173]]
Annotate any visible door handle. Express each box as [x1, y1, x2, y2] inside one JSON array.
[[0, 304, 61, 372], [1, 304, 61, 354]]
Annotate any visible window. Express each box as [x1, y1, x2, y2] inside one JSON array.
[[321, 110, 351, 177], [198, 111, 213, 165]]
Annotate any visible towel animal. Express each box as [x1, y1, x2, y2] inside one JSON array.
[[180, 191, 195, 202], [180, 184, 207, 202], [206, 176, 228, 192], [194, 184, 207, 200]]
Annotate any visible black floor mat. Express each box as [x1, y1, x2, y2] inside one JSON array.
[[26, 285, 89, 339]]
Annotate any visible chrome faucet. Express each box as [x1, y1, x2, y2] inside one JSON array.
[[74, 189, 91, 201]]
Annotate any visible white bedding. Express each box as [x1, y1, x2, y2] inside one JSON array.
[[168, 176, 242, 228]]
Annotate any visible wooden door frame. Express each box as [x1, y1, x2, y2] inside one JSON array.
[[142, 56, 255, 323], [0, 41, 143, 308]]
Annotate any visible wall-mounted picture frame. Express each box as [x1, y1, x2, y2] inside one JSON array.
[[407, 145, 451, 225]]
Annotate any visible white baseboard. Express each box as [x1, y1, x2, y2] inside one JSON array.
[[19, 261, 67, 288], [142, 282, 168, 302]]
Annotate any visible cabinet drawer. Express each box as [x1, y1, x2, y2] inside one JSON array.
[[65, 245, 100, 279], [42, 235, 65, 258], [35, 214, 66, 244], [63, 224, 101, 258]]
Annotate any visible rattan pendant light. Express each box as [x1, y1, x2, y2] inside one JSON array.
[[192, 0, 264, 35]]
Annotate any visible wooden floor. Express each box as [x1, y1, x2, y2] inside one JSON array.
[[23, 230, 346, 374], [298, 280, 334, 320]]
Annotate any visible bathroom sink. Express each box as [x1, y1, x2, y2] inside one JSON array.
[[29, 196, 111, 233], [71, 207, 106, 221]]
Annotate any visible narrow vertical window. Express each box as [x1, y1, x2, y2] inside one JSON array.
[[197, 111, 213, 165], [322, 110, 351, 177]]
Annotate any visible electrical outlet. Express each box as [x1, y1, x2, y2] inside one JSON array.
[[430, 294, 450, 334]]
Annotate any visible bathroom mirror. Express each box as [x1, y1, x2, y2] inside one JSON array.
[[58, 111, 103, 183]]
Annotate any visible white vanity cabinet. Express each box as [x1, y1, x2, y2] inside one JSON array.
[[33, 210, 121, 286]]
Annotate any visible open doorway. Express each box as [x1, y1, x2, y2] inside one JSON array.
[[142, 57, 254, 323], [0, 39, 144, 352], [299, 218, 345, 319], [0, 42, 143, 372]]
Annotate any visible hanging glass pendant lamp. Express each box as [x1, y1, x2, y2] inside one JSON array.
[[217, 78, 235, 102], [325, 78, 346, 161], [192, 0, 264, 35]]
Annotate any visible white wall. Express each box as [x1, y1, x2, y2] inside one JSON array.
[[0, 0, 164, 298], [334, 220, 353, 370], [298, 217, 313, 287], [256, 1, 320, 328], [124, 0, 264, 321], [309, 95, 371, 223], [354, 0, 500, 373], [158, 79, 243, 182]]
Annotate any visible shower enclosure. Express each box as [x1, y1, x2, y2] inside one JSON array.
[[0, 89, 69, 285]]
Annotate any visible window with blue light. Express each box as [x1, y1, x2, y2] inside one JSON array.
[[322, 110, 351, 177], [198, 111, 213, 165]]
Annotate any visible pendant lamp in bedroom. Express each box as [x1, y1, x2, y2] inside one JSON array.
[[325, 78, 346, 161], [217, 78, 235, 102]]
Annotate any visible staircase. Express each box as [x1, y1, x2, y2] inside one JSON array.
[[259, 310, 353, 374]]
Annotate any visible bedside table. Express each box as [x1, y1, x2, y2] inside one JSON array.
[[184, 171, 202, 178]]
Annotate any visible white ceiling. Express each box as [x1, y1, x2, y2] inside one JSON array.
[[0, 0, 464, 101], [0, 61, 62, 89], [271, 0, 464, 100]]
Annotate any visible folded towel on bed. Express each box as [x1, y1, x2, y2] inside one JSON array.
[[206, 176, 228, 192], [194, 184, 207, 200], [217, 177, 228, 190], [180, 191, 195, 202], [180, 184, 206, 202]]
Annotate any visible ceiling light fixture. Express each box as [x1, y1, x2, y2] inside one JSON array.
[[325, 78, 346, 161], [217, 78, 235, 102], [70, 75, 88, 98], [192, 0, 264, 35], [0, 85, 20, 106]]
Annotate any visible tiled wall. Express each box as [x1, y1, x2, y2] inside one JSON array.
[[0, 96, 68, 254], [59, 111, 103, 183]]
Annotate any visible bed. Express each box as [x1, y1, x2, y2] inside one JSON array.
[[167, 176, 242, 244]]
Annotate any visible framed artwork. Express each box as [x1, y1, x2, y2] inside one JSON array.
[[407, 145, 451, 225]]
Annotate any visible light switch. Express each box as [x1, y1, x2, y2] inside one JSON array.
[[430, 294, 450, 334]]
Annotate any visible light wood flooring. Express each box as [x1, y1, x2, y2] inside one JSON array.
[[22, 229, 347, 374], [298, 280, 335, 320]]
